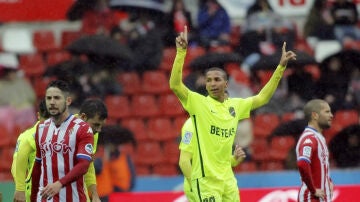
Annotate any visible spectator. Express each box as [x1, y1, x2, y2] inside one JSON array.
[[0, 53, 36, 131], [197, 0, 231, 49], [237, 0, 295, 70], [163, 0, 197, 47], [78, 0, 124, 36], [316, 56, 352, 112], [117, 11, 164, 72], [330, 0, 360, 43], [303, 0, 335, 40]]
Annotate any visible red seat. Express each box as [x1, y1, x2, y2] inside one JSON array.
[[225, 63, 250, 86], [158, 93, 185, 117], [0, 147, 14, 171], [33, 77, 52, 99], [33, 30, 58, 52], [134, 165, 151, 176], [153, 163, 179, 176], [159, 47, 176, 72], [131, 94, 160, 118], [233, 161, 257, 173], [60, 30, 82, 49], [133, 141, 163, 166], [0, 125, 12, 148], [250, 137, 270, 161], [141, 70, 171, 94], [117, 72, 141, 95], [148, 117, 177, 141], [162, 141, 180, 164], [46, 51, 71, 66], [209, 45, 233, 53], [184, 46, 206, 68], [121, 118, 150, 141], [104, 95, 131, 120], [259, 160, 285, 171], [0, 171, 13, 181], [304, 64, 321, 81], [253, 113, 280, 138], [19, 53, 46, 77], [324, 109, 359, 142], [173, 115, 189, 134], [269, 136, 295, 161]]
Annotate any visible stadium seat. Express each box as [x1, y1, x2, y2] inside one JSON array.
[[173, 115, 189, 134], [148, 117, 177, 141], [229, 25, 241, 48], [153, 163, 179, 176], [209, 45, 233, 53], [304, 64, 321, 81], [0, 171, 13, 181], [19, 53, 46, 77], [133, 141, 163, 166], [134, 165, 151, 176], [225, 63, 250, 86], [324, 109, 359, 142], [104, 95, 131, 121], [158, 93, 185, 117], [141, 70, 171, 94], [281, 112, 296, 122], [117, 72, 141, 95], [159, 47, 176, 72], [250, 137, 270, 161], [259, 160, 285, 171], [33, 77, 52, 99], [253, 113, 280, 138], [0, 125, 11, 147], [184, 46, 206, 68], [268, 136, 295, 161], [131, 94, 160, 118], [233, 161, 257, 173], [60, 30, 82, 49], [162, 141, 180, 164], [33, 30, 59, 52], [46, 50, 71, 66], [0, 147, 13, 171], [121, 118, 150, 141]]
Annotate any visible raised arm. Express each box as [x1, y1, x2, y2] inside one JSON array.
[[251, 42, 296, 110], [169, 26, 190, 103]]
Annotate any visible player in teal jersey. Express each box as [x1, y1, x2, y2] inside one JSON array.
[[170, 26, 296, 202]]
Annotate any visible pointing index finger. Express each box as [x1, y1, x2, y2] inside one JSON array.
[[184, 25, 188, 42]]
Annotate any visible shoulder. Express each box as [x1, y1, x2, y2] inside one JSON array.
[[298, 132, 318, 147]]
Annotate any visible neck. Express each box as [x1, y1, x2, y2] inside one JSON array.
[[308, 123, 322, 133], [53, 112, 70, 127]]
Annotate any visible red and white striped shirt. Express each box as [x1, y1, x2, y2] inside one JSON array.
[[296, 127, 332, 202], [34, 115, 94, 202]]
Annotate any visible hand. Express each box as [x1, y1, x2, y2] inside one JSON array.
[[175, 25, 188, 49], [91, 196, 102, 202], [279, 42, 296, 67], [314, 188, 325, 200], [40, 181, 62, 200], [233, 145, 246, 162], [13, 191, 26, 202]]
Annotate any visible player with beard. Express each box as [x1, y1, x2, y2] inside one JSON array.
[[31, 80, 94, 202], [296, 99, 334, 202]]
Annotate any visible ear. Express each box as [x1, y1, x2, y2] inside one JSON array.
[[36, 112, 40, 120], [66, 96, 72, 107], [311, 111, 319, 120]]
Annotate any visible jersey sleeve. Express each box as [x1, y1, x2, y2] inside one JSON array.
[[84, 132, 98, 187], [76, 123, 94, 161], [297, 135, 318, 163], [14, 136, 33, 191], [179, 119, 194, 154]]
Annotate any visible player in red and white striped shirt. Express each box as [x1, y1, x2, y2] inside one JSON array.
[[296, 99, 334, 202], [31, 80, 94, 202]]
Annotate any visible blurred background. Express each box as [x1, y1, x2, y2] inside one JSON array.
[[0, 0, 360, 201]]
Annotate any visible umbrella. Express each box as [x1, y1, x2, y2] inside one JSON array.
[[66, 35, 134, 62], [66, 0, 98, 21], [320, 49, 360, 72], [329, 124, 360, 168], [251, 51, 317, 71], [269, 119, 307, 141], [188, 52, 242, 71], [109, 0, 166, 22], [109, 0, 166, 13]]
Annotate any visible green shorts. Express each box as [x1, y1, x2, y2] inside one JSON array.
[[191, 175, 240, 202]]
